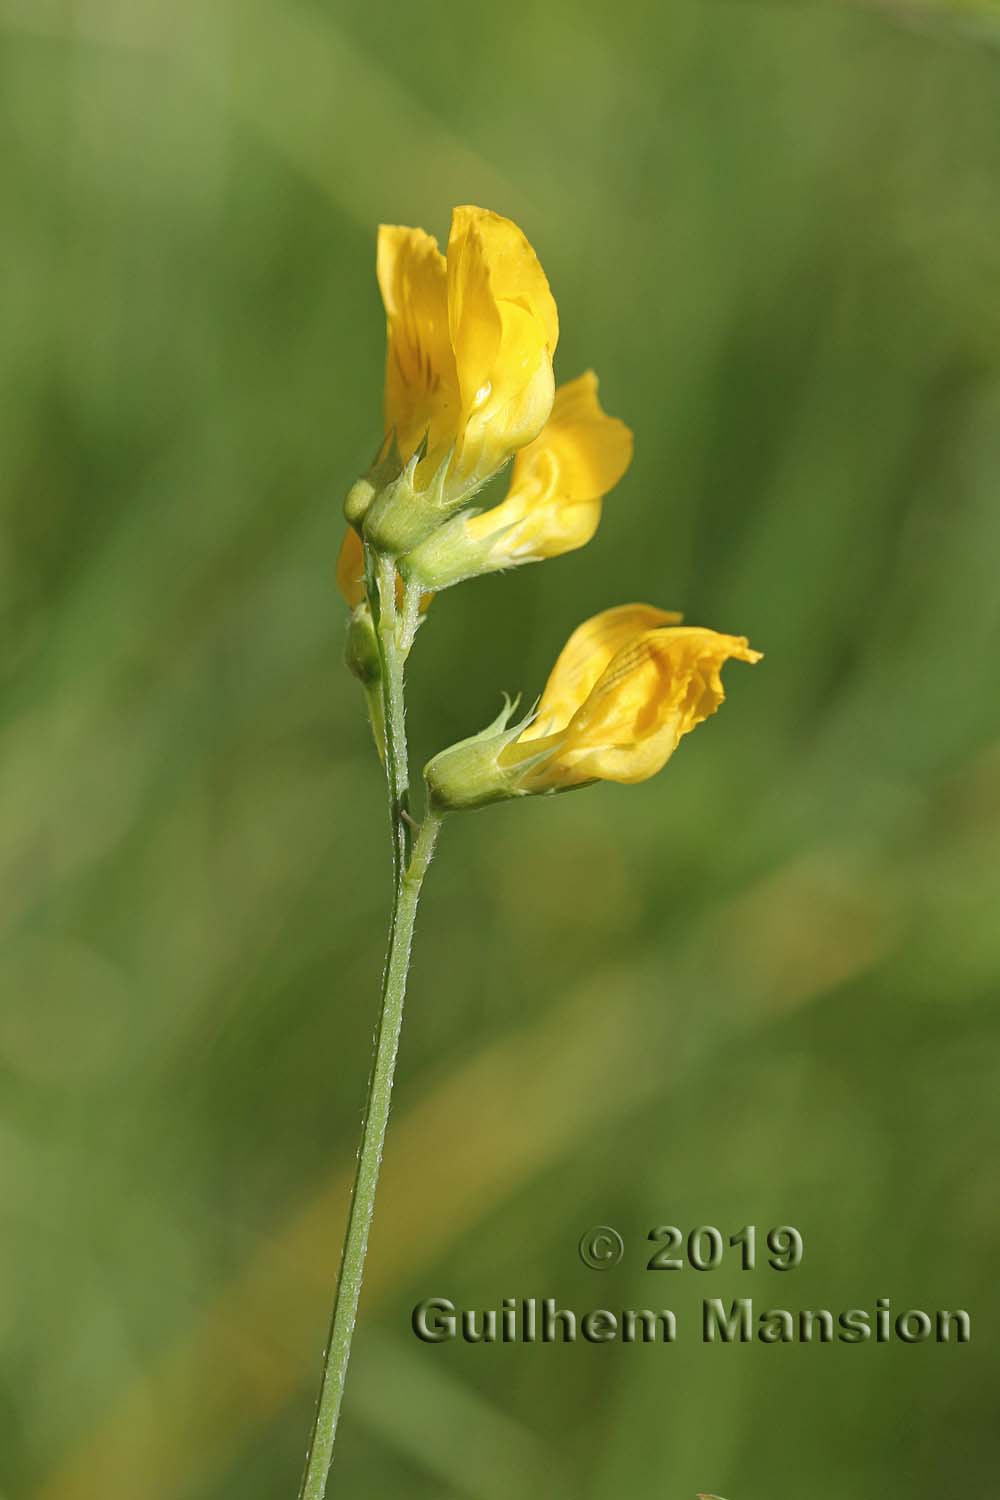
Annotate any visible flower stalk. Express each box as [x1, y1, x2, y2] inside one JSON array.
[[298, 551, 441, 1500]]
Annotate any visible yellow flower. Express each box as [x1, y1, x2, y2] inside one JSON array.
[[509, 606, 762, 788], [380, 205, 558, 494], [353, 206, 560, 557], [424, 604, 762, 810], [398, 372, 632, 591]]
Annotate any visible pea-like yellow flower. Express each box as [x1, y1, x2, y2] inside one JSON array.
[[398, 372, 632, 592], [509, 606, 762, 788], [424, 604, 762, 810], [354, 206, 559, 555]]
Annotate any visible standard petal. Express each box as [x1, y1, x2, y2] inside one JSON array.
[[446, 206, 559, 485], [376, 225, 457, 464], [522, 604, 683, 740], [447, 206, 558, 379]]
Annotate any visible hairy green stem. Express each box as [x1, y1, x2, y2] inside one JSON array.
[[297, 554, 440, 1500], [374, 552, 413, 876]]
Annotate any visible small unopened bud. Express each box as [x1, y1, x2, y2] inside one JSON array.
[[344, 478, 377, 529], [344, 430, 404, 530], [344, 603, 386, 762], [344, 603, 380, 686]]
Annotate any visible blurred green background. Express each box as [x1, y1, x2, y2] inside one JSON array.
[[3, 0, 1000, 1496]]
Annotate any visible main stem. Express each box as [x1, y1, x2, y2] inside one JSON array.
[[374, 552, 413, 879], [298, 555, 439, 1500]]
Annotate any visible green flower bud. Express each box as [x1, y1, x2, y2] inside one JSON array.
[[344, 477, 377, 529], [344, 602, 380, 686], [344, 603, 385, 761], [343, 430, 404, 530]]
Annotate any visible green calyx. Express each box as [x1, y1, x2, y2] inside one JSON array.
[[398, 510, 519, 593], [424, 696, 536, 812], [359, 440, 458, 557], [346, 428, 507, 561]]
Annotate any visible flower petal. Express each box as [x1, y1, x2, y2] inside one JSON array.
[[553, 626, 762, 785], [377, 225, 457, 464], [446, 206, 559, 485], [465, 371, 633, 563], [522, 603, 683, 740], [336, 526, 366, 609], [520, 371, 632, 503]]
